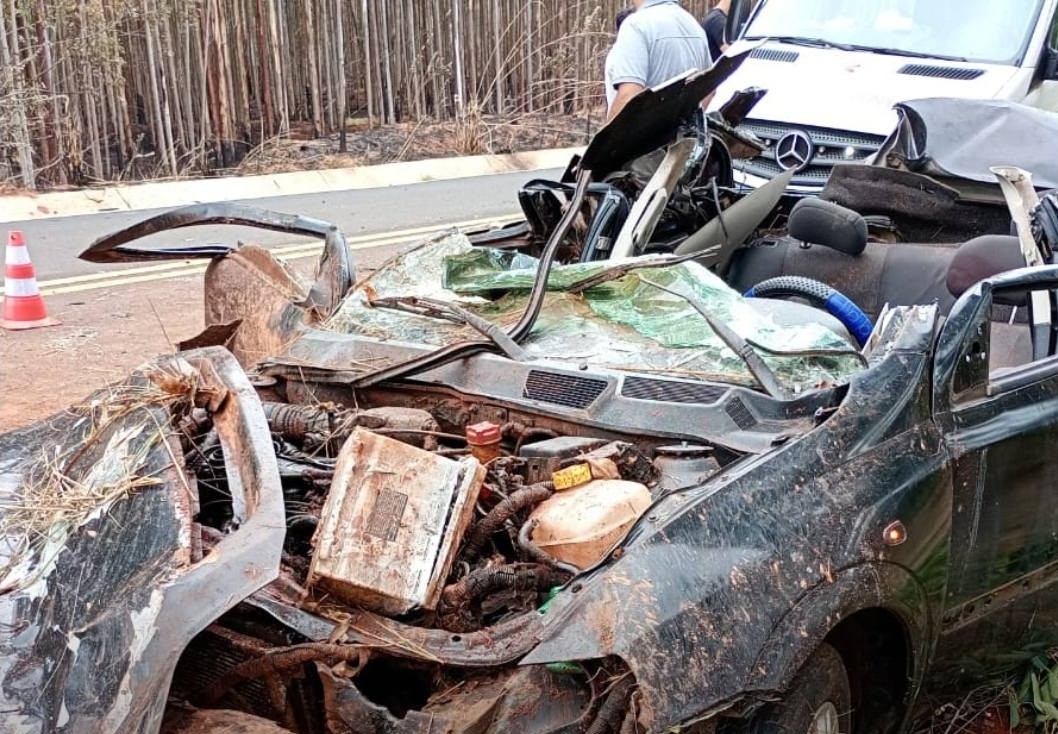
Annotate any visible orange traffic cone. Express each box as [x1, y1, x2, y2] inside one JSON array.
[[2, 230, 58, 330]]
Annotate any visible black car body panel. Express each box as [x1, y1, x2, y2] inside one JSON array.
[[0, 350, 286, 733]]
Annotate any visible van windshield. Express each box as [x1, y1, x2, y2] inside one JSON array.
[[744, 0, 1045, 65]]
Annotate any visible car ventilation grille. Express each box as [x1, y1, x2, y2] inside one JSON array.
[[897, 64, 985, 81], [523, 370, 608, 409], [622, 377, 727, 405], [724, 398, 757, 430], [750, 47, 800, 63]]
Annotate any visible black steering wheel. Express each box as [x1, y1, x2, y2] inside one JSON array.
[[744, 276, 873, 347]]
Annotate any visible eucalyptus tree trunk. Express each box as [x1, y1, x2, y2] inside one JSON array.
[[1, 0, 711, 189]]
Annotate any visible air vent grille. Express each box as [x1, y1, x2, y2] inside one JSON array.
[[724, 398, 757, 430], [897, 64, 984, 81], [622, 377, 727, 405], [523, 370, 608, 409], [751, 47, 800, 63]]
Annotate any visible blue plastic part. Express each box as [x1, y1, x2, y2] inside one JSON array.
[[824, 292, 873, 346], [743, 287, 757, 298]]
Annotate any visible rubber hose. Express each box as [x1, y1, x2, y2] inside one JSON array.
[[519, 520, 581, 575], [461, 482, 554, 560], [440, 563, 570, 611]]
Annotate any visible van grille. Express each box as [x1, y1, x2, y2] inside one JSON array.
[[750, 47, 800, 63], [523, 370, 608, 409], [897, 64, 985, 81], [733, 120, 887, 189]]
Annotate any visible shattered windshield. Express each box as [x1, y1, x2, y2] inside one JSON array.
[[745, 0, 1044, 64], [324, 233, 864, 393]]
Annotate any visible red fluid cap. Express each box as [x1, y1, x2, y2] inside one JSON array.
[[7, 231, 25, 247], [466, 421, 502, 446]]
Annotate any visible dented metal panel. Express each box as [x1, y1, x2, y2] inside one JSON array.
[[0, 349, 285, 734]]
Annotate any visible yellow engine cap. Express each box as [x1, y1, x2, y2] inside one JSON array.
[[552, 463, 593, 491]]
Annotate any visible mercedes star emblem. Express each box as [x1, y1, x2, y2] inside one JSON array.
[[775, 130, 815, 172]]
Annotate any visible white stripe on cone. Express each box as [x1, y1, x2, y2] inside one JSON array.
[[5, 246, 31, 266], [4, 278, 41, 297]]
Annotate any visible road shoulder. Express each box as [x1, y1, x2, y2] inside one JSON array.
[[0, 147, 579, 223]]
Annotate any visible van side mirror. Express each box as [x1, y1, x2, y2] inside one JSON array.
[[725, 0, 754, 45]]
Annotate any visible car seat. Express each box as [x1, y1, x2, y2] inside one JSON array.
[[729, 198, 963, 320], [731, 199, 1036, 371]]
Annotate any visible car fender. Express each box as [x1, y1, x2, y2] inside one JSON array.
[[0, 348, 285, 734], [748, 561, 932, 703]]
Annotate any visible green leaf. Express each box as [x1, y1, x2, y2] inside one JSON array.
[[1040, 700, 1058, 722], [1011, 690, 1023, 728], [1023, 671, 1037, 701], [1047, 667, 1058, 703], [1033, 671, 1044, 711]]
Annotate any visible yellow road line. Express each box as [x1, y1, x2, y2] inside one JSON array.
[[7, 214, 520, 297]]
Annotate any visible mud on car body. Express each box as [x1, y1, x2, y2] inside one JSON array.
[[6, 47, 1058, 734]]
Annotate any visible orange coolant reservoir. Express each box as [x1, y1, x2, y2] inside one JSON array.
[[528, 479, 652, 570]]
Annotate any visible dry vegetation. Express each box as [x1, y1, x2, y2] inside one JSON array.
[[0, 360, 198, 594], [1, 0, 712, 190]]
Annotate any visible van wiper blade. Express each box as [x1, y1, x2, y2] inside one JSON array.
[[747, 36, 970, 63], [746, 35, 857, 52], [838, 43, 970, 63]]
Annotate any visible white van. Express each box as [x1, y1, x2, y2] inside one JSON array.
[[712, 0, 1058, 192]]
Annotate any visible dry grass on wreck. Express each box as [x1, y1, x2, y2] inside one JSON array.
[[0, 359, 199, 593]]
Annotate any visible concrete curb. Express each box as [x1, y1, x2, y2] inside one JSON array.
[[1, 147, 580, 223]]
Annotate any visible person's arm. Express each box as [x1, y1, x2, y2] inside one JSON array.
[[606, 22, 649, 121], [608, 82, 646, 121]]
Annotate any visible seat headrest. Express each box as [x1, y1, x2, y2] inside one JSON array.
[[946, 236, 1025, 299], [788, 198, 868, 256]]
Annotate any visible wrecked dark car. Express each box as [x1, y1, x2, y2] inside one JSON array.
[[8, 48, 1058, 734]]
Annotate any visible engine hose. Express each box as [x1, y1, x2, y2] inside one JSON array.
[[518, 519, 581, 575], [441, 563, 570, 609], [200, 642, 366, 705], [586, 677, 636, 734], [262, 402, 356, 448], [461, 482, 555, 561]]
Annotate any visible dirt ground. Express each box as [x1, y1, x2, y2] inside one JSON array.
[[2, 113, 594, 195], [0, 276, 206, 431], [233, 112, 594, 177]]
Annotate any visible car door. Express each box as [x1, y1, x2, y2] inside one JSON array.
[[929, 268, 1058, 690]]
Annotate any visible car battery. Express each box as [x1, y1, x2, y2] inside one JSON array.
[[309, 429, 485, 615]]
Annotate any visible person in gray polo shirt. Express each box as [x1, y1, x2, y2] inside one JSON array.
[[606, 0, 712, 120]]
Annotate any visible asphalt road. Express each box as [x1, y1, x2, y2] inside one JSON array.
[[3, 169, 557, 281]]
